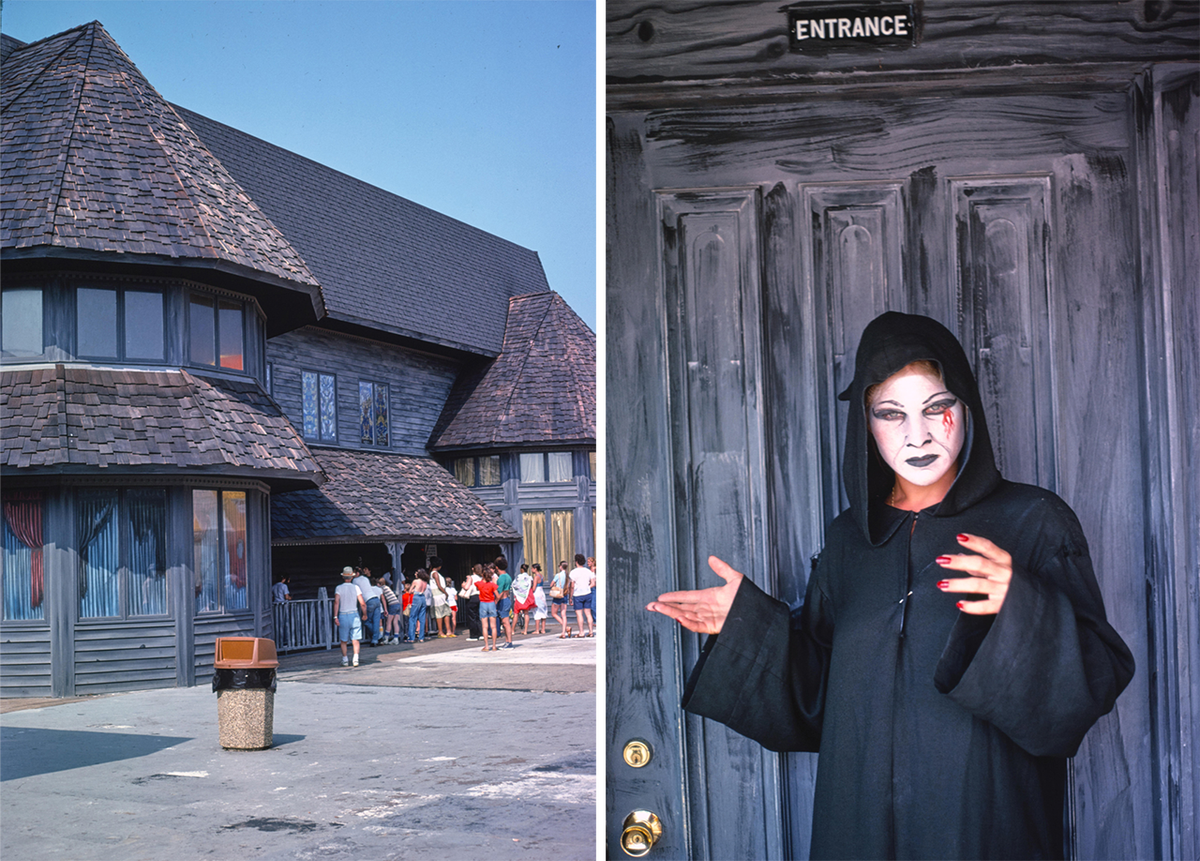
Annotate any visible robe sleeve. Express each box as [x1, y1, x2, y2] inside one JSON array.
[[680, 567, 833, 753], [933, 501, 1135, 758]]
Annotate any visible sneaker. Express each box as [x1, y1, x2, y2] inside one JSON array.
[[352, 656, 359, 667], [341, 656, 349, 666]]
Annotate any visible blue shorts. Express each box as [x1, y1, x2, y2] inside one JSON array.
[[337, 611, 362, 642], [496, 596, 513, 617], [572, 592, 595, 613], [479, 601, 497, 619]]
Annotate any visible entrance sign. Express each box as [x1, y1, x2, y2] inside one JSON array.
[[787, 4, 916, 51]]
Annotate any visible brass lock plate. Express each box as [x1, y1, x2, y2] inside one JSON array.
[[622, 739, 651, 768]]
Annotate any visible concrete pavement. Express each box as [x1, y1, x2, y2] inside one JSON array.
[[1, 630, 597, 860]]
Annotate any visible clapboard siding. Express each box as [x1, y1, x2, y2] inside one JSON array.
[[193, 614, 257, 677], [0, 626, 53, 696], [74, 620, 177, 694], [268, 326, 459, 455]]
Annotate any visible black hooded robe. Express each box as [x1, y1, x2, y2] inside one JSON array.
[[681, 313, 1134, 860]]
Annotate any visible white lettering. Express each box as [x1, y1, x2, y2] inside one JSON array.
[[838, 18, 852, 38], [865, 16, 880, 36], [809, 19, 824, 39], [796, 20, 809, 40], [894, 14, 909, 35], [881, 16, 893, 35], [852, 18, 865, 37]]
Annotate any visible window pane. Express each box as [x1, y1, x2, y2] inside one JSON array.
[[302, 371, 318, 438], [589, 451, 597, 482], [193, 490, 219, 613], [190, 295, 216, 366], [125, 290, 164, 361], [127, 489, 167, 616], [218, 301, 244, 370], [266, 363, 273, 396], [2, 491, 45, 621], [551, 510, 574, 573], [373, 384, 389, 446], [479, 455, 501, 486], [454, 458, 475, 486], [548, 452, 573, 482], [77, 288, 118, 358], [223, 492, 248, 611], [319, 374, 337, 441], [520, 453, 545, 483], [1, 288, 43, 357], [78, 490, 120, 618], [523, 511, 547, 574]]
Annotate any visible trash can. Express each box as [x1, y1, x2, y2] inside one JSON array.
[[212, 637, 279, 750]]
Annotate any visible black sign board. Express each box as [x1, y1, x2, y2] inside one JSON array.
[[786, 4, 916, 51]]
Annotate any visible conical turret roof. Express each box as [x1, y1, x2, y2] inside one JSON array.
[[1, 22, 322, 303]]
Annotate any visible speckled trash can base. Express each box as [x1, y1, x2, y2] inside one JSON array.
[[216, 689, 274, 749]]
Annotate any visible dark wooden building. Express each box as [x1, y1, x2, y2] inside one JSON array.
[[2, 21, 595, 692], [606, 2, 1197, 859]]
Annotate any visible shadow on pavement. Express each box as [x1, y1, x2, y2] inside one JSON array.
[[0, 727, 191, 781]]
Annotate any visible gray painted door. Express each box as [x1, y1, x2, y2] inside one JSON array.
[[607, 78, 1163, 858]]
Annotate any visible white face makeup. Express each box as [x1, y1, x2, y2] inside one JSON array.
[[867, 366, 966, 490]]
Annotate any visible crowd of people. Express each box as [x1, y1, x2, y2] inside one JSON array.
[[320, 554, 598, 665]]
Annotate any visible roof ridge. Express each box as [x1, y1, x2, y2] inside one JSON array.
[[0, 24, 85, 113], [46, 26, 96, 247], [492, 292, 557, 444]]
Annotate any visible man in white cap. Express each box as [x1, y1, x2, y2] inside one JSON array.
[[333, 566, 366, 666]]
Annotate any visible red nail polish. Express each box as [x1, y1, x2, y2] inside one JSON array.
[[937, 580, 949, 590], [936, 556, 952, 565], [957, 534, 969, 542], [956, 601, 965, 610]]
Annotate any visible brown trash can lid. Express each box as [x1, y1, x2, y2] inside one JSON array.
[[214, 637, 279, 669]]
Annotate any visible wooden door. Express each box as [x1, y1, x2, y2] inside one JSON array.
[[607, 9, 1197, 855]]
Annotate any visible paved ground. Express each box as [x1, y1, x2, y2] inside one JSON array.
[[0, 630, 597, 861]]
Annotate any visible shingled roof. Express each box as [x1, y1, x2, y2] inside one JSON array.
[[1, 365, 323, 488], [175, 106, 551, 357], [1, 23, 324, 323], [429, 291, 596, 450], [271, 448, 521, 545]]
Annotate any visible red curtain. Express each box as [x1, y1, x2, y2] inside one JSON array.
[[3, 491, 44, 608]]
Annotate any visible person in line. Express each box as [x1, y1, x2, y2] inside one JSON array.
[[407, 569, 429, 643], [352, 567, 380, 646], [512, 563, 536, 635], [460, 563, 483, 640], [495, 556, 515, 649], [428, 556, 454, 638], [551, 561, 571, 638], [531, 563, 549, 635], [271, 574, 291, 647], [648, 311, 1134, 861], [477, 566, 499, 652], [567, 553, 596, 638], [400, 575, 414, 642], [379, 574, 402, 645], [333, 566, 366, 667]]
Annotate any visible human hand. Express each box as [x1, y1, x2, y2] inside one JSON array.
[[936, 533, 1012, 615], [646, 556, 745, 634]]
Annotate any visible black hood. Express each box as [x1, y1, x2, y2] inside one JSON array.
[[838, 312, 1001, 543]]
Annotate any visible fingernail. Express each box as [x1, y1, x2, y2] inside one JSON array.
[[957, 534, 970, 542], [956, 601, 965, 610], [936, 556, 952, 565], [937, 580, 949, 590]]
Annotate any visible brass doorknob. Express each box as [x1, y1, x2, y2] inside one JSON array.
[[620, 810, 663, 857]]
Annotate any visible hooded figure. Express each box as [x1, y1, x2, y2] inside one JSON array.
[[678, 312, 1134, 860]]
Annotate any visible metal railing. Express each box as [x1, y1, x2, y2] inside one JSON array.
[[271, 588, 334, 653]]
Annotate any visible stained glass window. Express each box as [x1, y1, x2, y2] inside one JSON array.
[[359, 381, 389, 446], [302, 371, 337, 442]]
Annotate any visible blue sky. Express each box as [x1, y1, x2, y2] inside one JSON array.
[[3, 0, 598, 327]]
